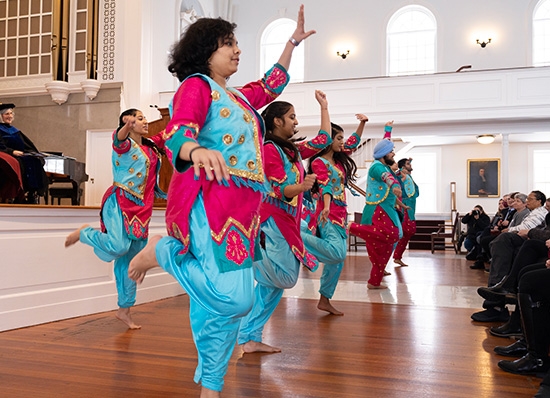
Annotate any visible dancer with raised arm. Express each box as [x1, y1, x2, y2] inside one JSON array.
[[238, 90, 332, 354], [349, 136, 402, 289], [65, 109, 166, 329], [128, 6, 315, 397], [304, 113, 368, 315]]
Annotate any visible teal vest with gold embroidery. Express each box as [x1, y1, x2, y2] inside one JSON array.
[[193, 74, 266, 185]]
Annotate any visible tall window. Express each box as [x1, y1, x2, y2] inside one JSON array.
[[533, 0, 550, 66], [0, 0, 99, 81], [0, 0, 52, 78], [407, 152, 437, 213], [533, 149, 550, 194], [387, 5, 436, 76], [260, 18, 303, 83]]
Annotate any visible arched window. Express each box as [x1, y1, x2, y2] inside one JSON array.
[[533, 0, 550, 66], [260, 18, 304, 83], [387, 5, 437, 76], [179, 1, 204, 35]]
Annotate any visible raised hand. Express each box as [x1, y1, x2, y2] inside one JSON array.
[[290, 5, 316, 44], [356, 113, 369, 122], [315, 90, 327, 108]]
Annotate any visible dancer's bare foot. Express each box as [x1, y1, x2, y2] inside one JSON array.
[[317, 295, 344, 315], [367, 283, 388, 290], [241, 341, 281, 354], [200, 387, 220, 398], [65, 224, 90, 247], [116, 307, 141, 330], [383, 270, 391, 276], [128, 235, 162, 284], [394, 259, 409, 267]]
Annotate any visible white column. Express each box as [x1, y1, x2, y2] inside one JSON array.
[[501, 133, 509, 196]]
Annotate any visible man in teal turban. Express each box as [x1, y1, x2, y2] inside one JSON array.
[[349, 131, 403, 289]]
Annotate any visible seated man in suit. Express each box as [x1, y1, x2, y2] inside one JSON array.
[[471, 190, 547, 322]]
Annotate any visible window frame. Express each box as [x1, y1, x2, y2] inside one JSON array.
[[386, 5, 437, 77]]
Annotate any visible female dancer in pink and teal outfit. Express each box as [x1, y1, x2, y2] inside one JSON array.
[[304, 114, 368, 315], [65, 108, 166, 329], [128, 6, 315, 397], [238, 90, 332, 353]]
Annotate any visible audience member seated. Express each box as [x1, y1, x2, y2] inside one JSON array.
[[476, 216, 550, 338], [471, 194, 517, 269], [0, 103, 48, 204], [461, 205, 491, 261], [495, 263, 550, 377], [471, 190, 547, 322]]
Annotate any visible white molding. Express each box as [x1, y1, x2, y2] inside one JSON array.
[[0, 206, 184, 332]]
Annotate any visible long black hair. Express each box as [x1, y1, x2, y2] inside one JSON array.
[[168, 18, 237, 82], [118, 108, 165, 157], [261, 101, 301, 163], [308, 123, 358, 194]]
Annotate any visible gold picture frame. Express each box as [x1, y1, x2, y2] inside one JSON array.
[[467, 158, 500, 198]]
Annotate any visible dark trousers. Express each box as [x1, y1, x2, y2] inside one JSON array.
[[488, 232, 526, 286], [518, 268, 550, 358], [505, 240, 549, 289]]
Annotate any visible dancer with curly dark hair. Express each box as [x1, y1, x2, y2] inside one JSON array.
[[128, 6, 315, 396]]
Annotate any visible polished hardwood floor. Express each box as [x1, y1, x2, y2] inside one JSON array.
[[0, 249, 543, 397]]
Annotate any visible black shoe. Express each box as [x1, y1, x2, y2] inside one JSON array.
[[494, 339, 528, 357], [470, 260, 485, 269], [478, 286, 516, 302], [504, 293, 518, 305], [483, 299, 503, 309], [490, 322, 523, 338], [471, 307, 510, 322], [534, 384, 550, 398], [466, 250, 478, 261], [498, 353, 549, 376]]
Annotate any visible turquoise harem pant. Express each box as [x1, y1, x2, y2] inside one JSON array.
[[80, 194, 144, 308], [301, 221, 347, 299], [238, 216, 301, 345], [155, 195, 254, 392]]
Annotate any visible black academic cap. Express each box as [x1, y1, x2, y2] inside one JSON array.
[[0, 103, 15, 111]]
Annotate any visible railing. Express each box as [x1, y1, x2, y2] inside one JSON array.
[[349, 182, 366, 197]]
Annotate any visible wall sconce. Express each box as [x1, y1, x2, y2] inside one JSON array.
[[476, 134, 495, 144], [476, 38, 492, 48], [337, 50, 350, 59]]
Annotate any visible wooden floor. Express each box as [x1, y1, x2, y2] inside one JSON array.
[[0, 250, 544, 397]]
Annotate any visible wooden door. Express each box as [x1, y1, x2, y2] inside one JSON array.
[[146, 108, 172, 208]]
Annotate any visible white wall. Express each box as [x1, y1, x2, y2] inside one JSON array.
[[226, 0, 541, 86], [142, 0, 545, 106], [0, 207, 183, 332]]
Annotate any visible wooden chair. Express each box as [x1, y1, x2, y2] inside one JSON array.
[[348, 212, 366, 251], [430, 212, 461, 253]]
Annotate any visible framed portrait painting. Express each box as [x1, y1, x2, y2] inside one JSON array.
[[467, 159, 500, 198]]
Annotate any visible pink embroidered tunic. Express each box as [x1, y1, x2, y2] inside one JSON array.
[[260, 131, 331, 269], [163, 65, 289, 272], [308, 132, 361, 234], [100, 131, 166, 240]]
